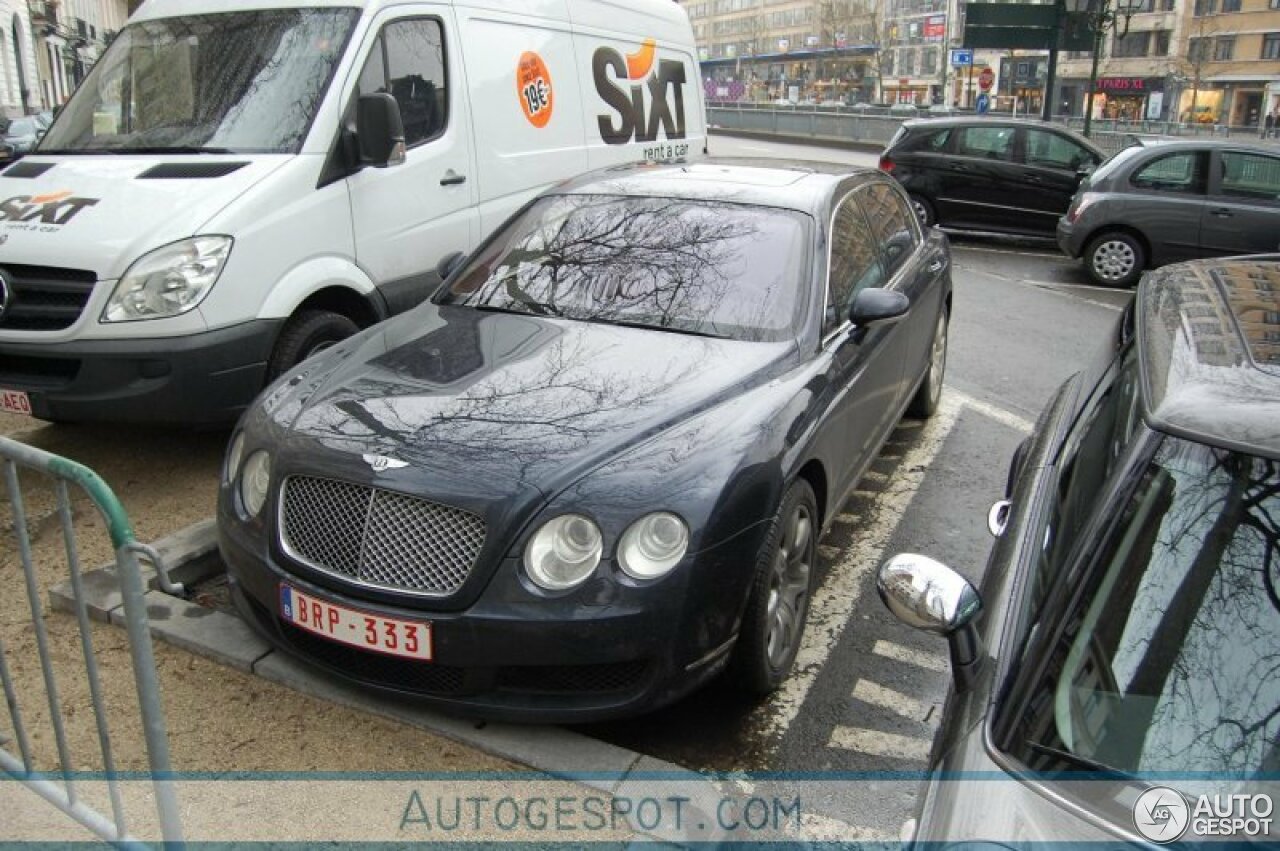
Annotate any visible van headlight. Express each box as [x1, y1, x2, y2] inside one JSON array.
[[618, 512, 688, 580], [102, 236, 232, 322], [239, 451, 272, 517], [524, 514, 603, 590]]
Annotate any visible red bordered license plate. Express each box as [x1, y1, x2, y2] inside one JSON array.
[[279, 584, 433, 661], [0, 388, 32, 416]]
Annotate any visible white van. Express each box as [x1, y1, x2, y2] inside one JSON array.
[[0, 0, 706, 424]]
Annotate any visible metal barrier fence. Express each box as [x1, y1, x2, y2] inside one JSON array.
[[0, 435, 183, 847], [708, 102, 1280, 157]]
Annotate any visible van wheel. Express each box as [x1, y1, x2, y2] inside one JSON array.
[[907, 308, 948, 418], [729, 479, 818, 695], [267, 310, 359, 381], [1084, 232, 1144, 287], [909, 194, 936, 227]]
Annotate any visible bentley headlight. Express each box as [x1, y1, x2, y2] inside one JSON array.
[[618, 512, 688, 580], [224, 431, 245, 486], [102, 236, 232, 322], [239, 451, 272, 517], [524, 514, 603, 590]]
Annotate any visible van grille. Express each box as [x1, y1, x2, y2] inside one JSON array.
[[279, 475, 486, 596], [0, 264, 97, 331]]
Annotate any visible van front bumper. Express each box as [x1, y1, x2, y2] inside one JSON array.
[[0, 320, 283, 426]]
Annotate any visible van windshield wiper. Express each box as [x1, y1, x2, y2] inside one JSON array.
[[125, 146, 238, 155], [34, 147, 129, 155]]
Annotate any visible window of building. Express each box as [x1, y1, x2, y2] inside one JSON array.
[[1220, 0, 1241, 9], [1189, 37, 1211, 61], [1112, 31, 1148, 57], [902, 48, 915, 75], [1272, 0, 1280, 10], [1263, 33, 1280, 60], [1153, 30, 1171, 55], [923, 47, 937, 74], [1194, 0, 1216, 14], [1214, 36, 1235, 60], [1161, 0, 1176, 8]]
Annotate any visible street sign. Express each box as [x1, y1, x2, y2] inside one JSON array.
[[978, 67, 995, 92], [962, 3, 1093, 51], [976, 93, 990, 114], [950, 48, 973, 67]]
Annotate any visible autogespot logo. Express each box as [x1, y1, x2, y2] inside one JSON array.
[[1133, 786, 1190, 843]]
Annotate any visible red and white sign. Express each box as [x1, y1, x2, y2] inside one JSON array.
[[0, 388, 31, 416], [280, 584, 433, 661], [978, 67, 995, 92], [924, 15, 946, 41]]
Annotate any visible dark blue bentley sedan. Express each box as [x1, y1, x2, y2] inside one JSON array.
[[217, 159, 953, 721]]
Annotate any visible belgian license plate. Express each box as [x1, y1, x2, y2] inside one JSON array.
[[279, 584, 433, 661], [0, 388, 32, 416]]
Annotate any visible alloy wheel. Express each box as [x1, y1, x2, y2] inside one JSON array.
[[765, 502, 813, 668], [1091, 239, 1136, 283]]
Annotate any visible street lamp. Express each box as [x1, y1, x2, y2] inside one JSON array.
[[1064, 0, 1142, 137]]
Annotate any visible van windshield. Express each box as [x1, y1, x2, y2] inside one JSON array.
[[40, 8, 359, 155]]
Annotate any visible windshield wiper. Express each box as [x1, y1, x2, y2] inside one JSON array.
[[33, 147, 128, 155], [582, 316, 730, 340], [125, 146, 238, 155], [1025, 741, 1125, 776]]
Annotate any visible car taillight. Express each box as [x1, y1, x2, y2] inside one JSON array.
[[878, 156, 894, 173], [1066, 192, 1098, 224]]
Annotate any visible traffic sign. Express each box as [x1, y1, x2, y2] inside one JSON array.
[[978, 67, 995, 92], [976, 93, 990, 114], [949, 48, 973, 67]]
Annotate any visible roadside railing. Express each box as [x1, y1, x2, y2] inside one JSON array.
[[0, 436, 183, 847]]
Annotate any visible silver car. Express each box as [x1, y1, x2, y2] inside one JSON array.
[[1057, 139, 1280, 286]]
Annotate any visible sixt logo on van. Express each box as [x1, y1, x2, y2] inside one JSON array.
[[0, 191, 99, 226], [593, 39, 687, 148]]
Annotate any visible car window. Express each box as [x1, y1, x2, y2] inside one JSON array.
[[1009, 436, 1280, 787], [7, 118, 36, 136], [955, 126, 1014, 161], [355, 18, 447, 147], [1218, 151, 1280, 203], [903, 128, 950, 152], [827, 192, 885, 333], [1131, 151, 1207, 194], [857, 182, 919, 281], [1025, 129, 1096, 171], [439, 194, 811, 343]]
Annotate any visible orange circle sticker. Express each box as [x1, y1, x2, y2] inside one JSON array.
[[517, 51, 554, 129]]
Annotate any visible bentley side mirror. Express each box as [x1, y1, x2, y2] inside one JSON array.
[[877, 553, 984, 692], [356, 93, 406, 168], [849, 288, 910, 327]]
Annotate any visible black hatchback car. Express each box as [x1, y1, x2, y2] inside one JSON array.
[[218, 159, 953, 722], [879, 255, 1280, 844], [880, 118, 1103, 236]]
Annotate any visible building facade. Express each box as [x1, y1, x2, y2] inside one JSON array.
[[1053, 0, 1280, 128], [27, 0, 130, 111], [1, 0, 42, 118]]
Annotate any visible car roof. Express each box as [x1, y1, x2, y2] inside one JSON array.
[[1123, 137, 1276, 153], [898, 117, 1101, 150], [552, 158, 880, 216], [1138, 255, 1280, 460]]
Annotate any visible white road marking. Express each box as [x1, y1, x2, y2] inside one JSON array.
[[828, 726, 932, 761], [948, 388, 1035, 434], [835, 512, 863, 525], [818, 545, 841, 561], [751, 395, 963, 745], [871, 640, 949, 674], [950, 244, 1063, 260], [1025, 279, 1127, 294], [852, 679, 934, 722], [861, 470, 890, 485]]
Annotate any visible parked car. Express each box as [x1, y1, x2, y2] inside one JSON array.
[[878, 254, 1280, 845], [1058, 139, 1280, 287], [218, 159, 953, 721], [0, 112, 52, 164], [879, 118, 1104, 236]]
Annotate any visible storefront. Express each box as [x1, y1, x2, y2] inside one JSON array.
[[1092, 76, 1163, 121]]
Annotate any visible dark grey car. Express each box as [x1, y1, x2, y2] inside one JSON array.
[[1058, 139, 1280, 286], [878, 255, 1280, 844]]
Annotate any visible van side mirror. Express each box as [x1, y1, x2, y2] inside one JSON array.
[[357, 93, 406, 168], [849, 288, 910, 327], [877, 553, 985, 692]]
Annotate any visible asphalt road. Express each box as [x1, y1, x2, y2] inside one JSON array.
[[575, 133, 1135, 835]]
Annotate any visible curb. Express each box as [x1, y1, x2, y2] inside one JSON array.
[[49, 520, 733, 845]]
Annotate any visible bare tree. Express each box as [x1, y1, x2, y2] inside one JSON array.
[[815, 0, 881, 102]]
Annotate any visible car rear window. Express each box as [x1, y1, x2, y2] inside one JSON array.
[[439, 195, 812, 342]]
